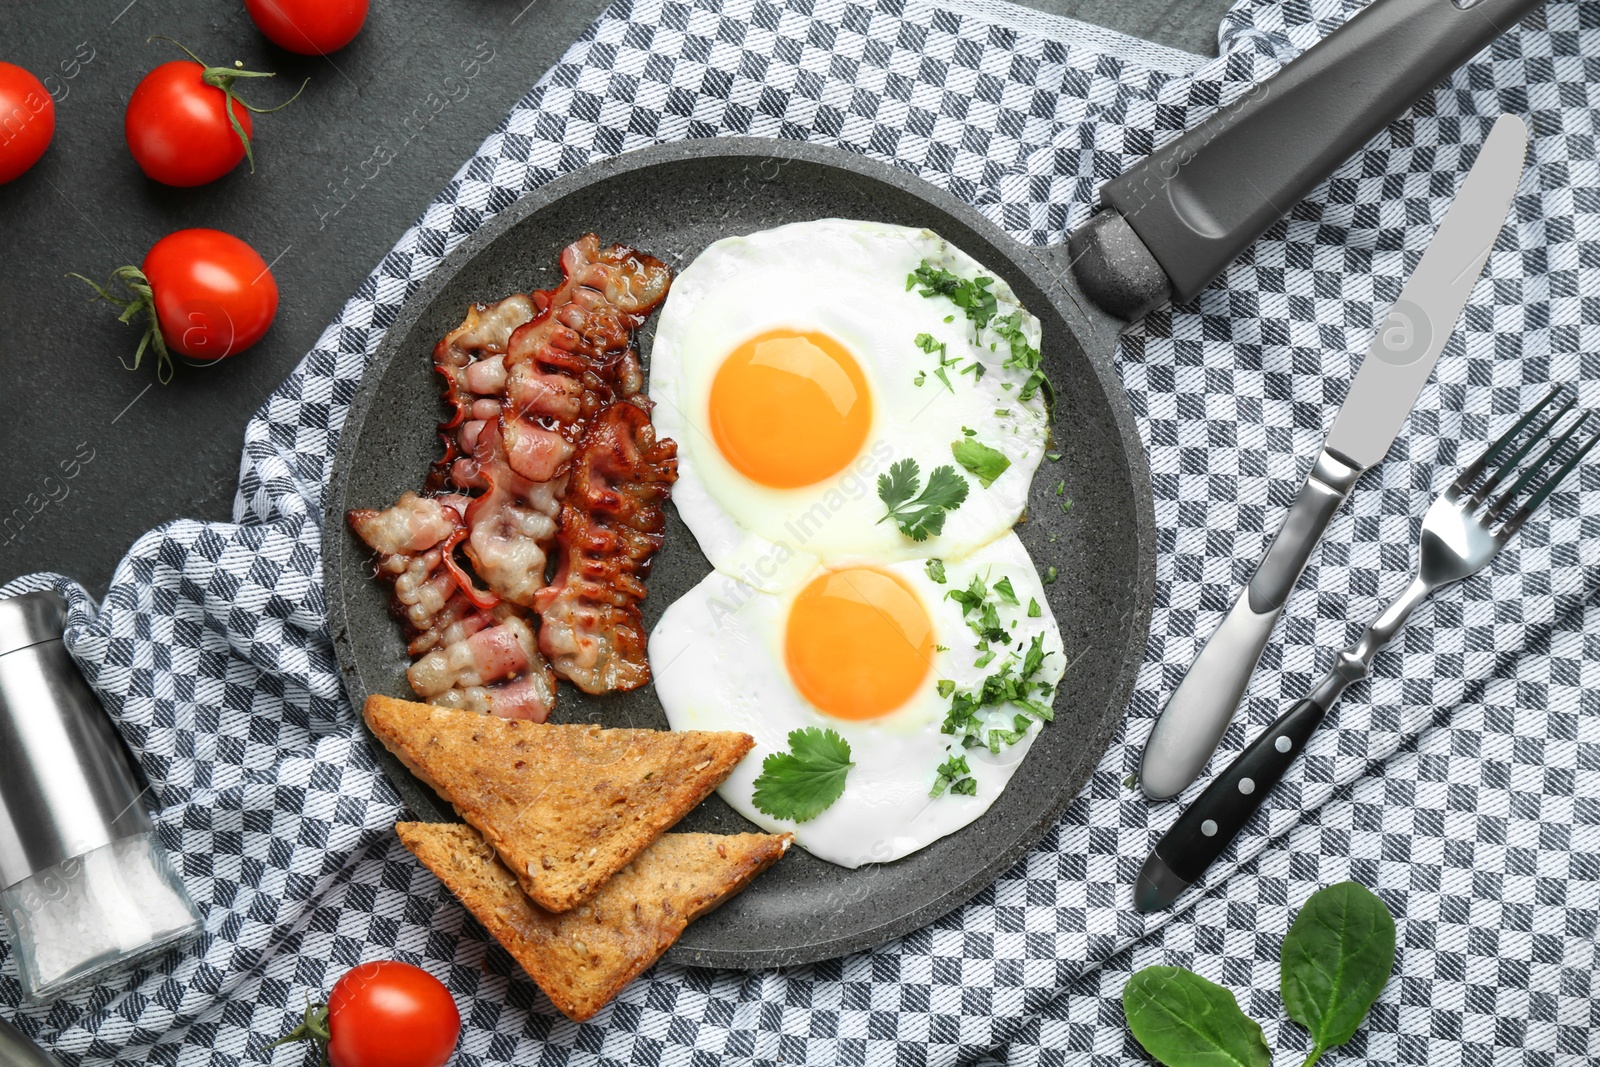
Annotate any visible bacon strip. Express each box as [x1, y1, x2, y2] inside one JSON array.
[[347, 492, 556, 721], [349, 233, 677, 712], [535, 402, 678, 693]]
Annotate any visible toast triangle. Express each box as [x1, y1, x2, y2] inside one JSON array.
[[365, 694, 754, 911], [397, 821, 789, 1021]]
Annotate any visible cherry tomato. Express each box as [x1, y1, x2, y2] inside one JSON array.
[[246, 0, 369, 55], [326, 962, 460, 1067], [142, 229, 279, 360], [125, 60, 252, 187], [0, 62, 56, 184]]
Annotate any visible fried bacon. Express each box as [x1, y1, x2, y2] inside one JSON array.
[[534, 402, 678, 693], [347, 492, 556, 721], [348, 232, 678, 714]]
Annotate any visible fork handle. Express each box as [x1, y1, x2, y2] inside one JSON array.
[[1135, 695, 1329, 912], [1139, 449, 1363, 800]]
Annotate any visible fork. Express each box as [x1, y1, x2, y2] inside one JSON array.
[[1135, 387, 1599, 913]]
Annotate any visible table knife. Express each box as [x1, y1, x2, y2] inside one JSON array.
[[1137, 113, 1528, 801]]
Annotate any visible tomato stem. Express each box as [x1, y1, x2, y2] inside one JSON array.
[[147, 36, 308, 173], [68, 267, 175, 384], [270, 1001, 332, 1067]]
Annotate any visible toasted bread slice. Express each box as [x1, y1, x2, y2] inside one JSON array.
[[398, 821, 788, 1021], [365, 694, 754, 912]]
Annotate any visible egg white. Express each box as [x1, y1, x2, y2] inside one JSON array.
[[649, 219, 1049, 592], [648, 532, 1067, 868]]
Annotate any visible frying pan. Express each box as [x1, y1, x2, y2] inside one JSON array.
[[324, 0, 1543, 968]]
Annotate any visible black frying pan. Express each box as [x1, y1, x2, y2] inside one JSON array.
[[324, 0, 1542, 968]]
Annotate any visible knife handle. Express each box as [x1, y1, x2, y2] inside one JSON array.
[[1071, 0, 1545, 320], [1139, 695, 1329, 910], [1139, 449, 1361, 800]]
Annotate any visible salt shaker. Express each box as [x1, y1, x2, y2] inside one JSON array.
[[0, 590, 201, 1003]]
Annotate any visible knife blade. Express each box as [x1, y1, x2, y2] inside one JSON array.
[[1137, 113, 1528, 802]]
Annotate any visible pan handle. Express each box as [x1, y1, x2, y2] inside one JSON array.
[[1069, 0, 1544, 321]]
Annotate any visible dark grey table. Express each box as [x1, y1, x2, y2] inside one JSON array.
[[0, 0, 1226, 597]]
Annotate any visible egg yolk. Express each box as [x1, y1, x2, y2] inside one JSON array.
[[785, 568, 934, 720], [708, 329, 872, 488]]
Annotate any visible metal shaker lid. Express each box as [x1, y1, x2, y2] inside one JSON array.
[[0, 590, 152, 889], [0, 589, 68, 658]]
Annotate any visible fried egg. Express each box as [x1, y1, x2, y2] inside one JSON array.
[[649, 219, 1049, 591], [649, 532, 1067, 868]]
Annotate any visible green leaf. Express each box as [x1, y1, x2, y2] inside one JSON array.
[[878, 460, 969, 541], [925, 558, 947, 584], [929, 753, 973, 798], [946, 573, 986, 614], [751, 728, 854, 823], [1122, 967, 1272, 1067], [1280, 882, 1396, 1066], [991, 576, 1019, 605], [877, 458, 919, 514], [1027, 597, 1041, 618]]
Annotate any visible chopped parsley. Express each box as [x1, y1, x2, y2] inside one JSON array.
[[946, 573, 987, 615], [914, 333, 958, 392], [909, 260, 1051, 405], [931, 754, 977, 798], [1027, 597, 1041, 618], [992, 576, 1019, 605], [1044, 565, 1058, 584], [1046, 451, 1063, 462], [908, 263, 999, 334], [951, 438, 1011, 488], [877, 459, 969, 542], [1060, 498, 1074, 515], [925, 558, 947, 584], [751, 728, 854, 823]]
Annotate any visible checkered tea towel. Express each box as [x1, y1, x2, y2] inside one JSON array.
[[5, 0, 1600, 1064]]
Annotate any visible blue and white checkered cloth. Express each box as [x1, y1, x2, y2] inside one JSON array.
[[5, 0, 1599, 1063]]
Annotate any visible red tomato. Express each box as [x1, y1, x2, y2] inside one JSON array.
[[326, 962, 460, 1067], [0, 62, 56, 184], [125, 61, 252, 187], [246, 0, 369, 55], [143, 229, 278, 360]]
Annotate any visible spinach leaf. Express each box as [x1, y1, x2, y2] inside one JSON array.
[[1123, 967, 1271, 1067], [1280, 881, 1396, 1066]]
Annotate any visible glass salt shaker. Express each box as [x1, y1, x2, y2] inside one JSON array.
[[0, 590, 201, 1002]]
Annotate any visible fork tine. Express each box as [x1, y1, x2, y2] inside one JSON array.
[[1464, 388, 1573, 505], [1497, 422, 1600, 539], [1487, 409, 1592, 520]]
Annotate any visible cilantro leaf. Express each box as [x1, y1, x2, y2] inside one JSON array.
[[946, 573, 987, 614], [876, 458, 920, 515], [930, 753, 974, 798], [992, 576, 1019, 605], [925, 558, 947, 584], [877, 459, 969, 541], [951, 438, 1011, 488], [972, 602, 1008, 644], [908, 263, 999, 334], [1027, 597, 1041, 618], [1022, 633, 1049, 680], [751, 728, 854, 823]]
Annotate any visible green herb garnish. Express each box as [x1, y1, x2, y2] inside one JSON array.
[[1027, 597, 1041, 618], [924, 558, 947, 583], [931, 754, 977, 797], [876, 459, 968, 542], [751, 728, 854, 823], [991, 576, 1019, 605], [951, 438, 1011, 488], [908, 263, 999, 334]]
